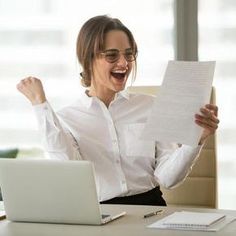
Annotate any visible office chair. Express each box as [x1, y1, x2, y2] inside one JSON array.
[[127, 86, 217, 208]]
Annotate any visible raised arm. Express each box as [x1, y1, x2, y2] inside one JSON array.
[[17, 77, 81, 160]]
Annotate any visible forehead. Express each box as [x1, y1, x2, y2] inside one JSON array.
[[104, 30, 131, 50]]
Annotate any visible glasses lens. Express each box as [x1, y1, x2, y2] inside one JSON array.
[[101, 49, 136, 63], [104, 50, 119, 63], [124, 51, 136, 62]]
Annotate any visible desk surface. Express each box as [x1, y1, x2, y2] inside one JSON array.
[[0, 204, 236, 236]]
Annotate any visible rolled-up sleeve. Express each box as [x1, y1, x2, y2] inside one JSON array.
[[33, 101, 82, 160]]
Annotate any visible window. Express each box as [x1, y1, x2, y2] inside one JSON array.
[[199, 0, 236, 209], [0, 0, 174, 148]]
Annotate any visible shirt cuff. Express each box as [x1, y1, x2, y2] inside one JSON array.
[[33, 101, 48, 110]]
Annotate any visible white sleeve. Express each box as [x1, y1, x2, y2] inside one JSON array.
[[33, 101, 82, 160], [154, 142, 203, 189]]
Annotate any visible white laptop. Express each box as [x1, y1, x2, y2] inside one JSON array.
[[0, 159, 126, 225]]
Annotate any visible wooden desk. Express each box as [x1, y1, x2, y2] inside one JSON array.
[[0, 205, 236, 236]]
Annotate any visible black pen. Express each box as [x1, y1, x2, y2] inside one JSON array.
[[143, 209, 164, 218]]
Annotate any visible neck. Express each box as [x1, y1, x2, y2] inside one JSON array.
[[88, 86, 116, 107]]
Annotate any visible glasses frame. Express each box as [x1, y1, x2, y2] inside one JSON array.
[[99, 48, 137, 63]]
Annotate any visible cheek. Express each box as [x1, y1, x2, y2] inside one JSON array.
[[93, 61, 111, 77], [127, 63, 133, 75]]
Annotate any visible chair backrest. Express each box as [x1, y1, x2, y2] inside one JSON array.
[[127, 86, 217, 208]]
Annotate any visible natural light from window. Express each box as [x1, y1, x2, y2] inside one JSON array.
[[0, 0, 174, 149], [199, 0, 236, 210]]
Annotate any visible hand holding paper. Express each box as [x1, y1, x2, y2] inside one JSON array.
[[195, 103, 219, 144]]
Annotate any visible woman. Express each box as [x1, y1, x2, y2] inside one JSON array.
[[17, 15, 219, 206]]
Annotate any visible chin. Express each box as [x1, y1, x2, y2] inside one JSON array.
[[114, 83, 126, 92]]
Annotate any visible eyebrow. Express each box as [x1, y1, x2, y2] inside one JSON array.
[[104, 48, 133, 52]]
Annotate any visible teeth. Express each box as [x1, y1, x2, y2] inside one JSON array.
[[111, 71, 126, 74]]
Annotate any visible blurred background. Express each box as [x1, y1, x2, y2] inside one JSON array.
[[0, 0, 235, 209]]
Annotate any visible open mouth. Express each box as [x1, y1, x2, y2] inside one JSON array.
[[111, 72, 126, 80]]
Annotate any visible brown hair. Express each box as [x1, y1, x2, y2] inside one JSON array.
[[76, 15, 138, 87]]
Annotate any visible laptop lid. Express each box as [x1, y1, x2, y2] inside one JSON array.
[[0, 159, 125, 225]]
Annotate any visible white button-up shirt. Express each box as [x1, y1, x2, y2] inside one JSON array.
[[34, 90, 202, 202]]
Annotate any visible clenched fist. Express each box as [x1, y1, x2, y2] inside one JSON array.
[[17, 77, 46, 105]]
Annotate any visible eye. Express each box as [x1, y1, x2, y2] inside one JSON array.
[[125, 50, 135, 61], [106, 52, 118, 59], [104, 51, 119, 62]]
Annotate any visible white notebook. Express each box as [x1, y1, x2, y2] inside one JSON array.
[[162, 211, 225, 228], [148, 211, 236, 231]]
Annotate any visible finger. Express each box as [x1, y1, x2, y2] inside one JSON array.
[[205, 104, 218, 116], [200, 107, 219, 122], [20, 78, 31, 84], [17, 82, 26, 91], [20, 79, 26, 84], [195, 116, 219, 129], [195, 120, 218, 132], [28, 76, 37, 82], [195, 113, 220, 124], [200, 107, 213, 117], [16, 83, 22, 91], [21, 76, 37, 83], [17, 78, 30, 90]]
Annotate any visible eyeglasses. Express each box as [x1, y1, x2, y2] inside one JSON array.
[[99, 49, 137, 63]]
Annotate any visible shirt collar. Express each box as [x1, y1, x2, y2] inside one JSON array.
[[79, 90, 93, 109], [80, 89, 130, 109], [118, 89, 130, 100]]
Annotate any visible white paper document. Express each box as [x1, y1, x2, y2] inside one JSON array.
[[147, 211, 236, 232], [142, 60, 215, 146]]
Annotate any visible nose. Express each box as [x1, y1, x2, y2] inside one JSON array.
[[116, 53, 128, 67]]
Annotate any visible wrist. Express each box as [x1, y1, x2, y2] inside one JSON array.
[[198, 136, 207, 145], [31, 96, 46, 105]]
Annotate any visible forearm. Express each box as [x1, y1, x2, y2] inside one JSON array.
[[34, 101, 82, 160], [154, 144, 203, 189]]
